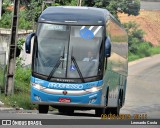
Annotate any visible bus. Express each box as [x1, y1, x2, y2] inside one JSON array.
[[25, 6, 128, 116]]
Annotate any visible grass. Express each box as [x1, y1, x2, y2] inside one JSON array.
[[0, 66, 38, 110], [128, 45, 160, 62], [149, 46, 160, 55], [0, 67, 4, 89], [0, 94, 37, 110], [14, 67, 31, 93], [0, 65, 6, 93], [128, 54, 140, 62]]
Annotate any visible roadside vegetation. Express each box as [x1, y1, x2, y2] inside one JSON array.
[[0, 38, 37, 109], [0, 67, 35, 110], [123, 21, 160, 61], [0, 0, 160, 109]]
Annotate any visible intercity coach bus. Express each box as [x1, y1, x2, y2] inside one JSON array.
[[25, 6, 128, 116]]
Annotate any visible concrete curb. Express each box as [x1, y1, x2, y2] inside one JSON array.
[[128, 54, 160, 66], [0, 107, 15, 111], [0, 101, 4, 107], [0, 101, 14, 111]]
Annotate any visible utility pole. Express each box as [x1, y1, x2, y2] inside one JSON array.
[[42, 0, 55, 12], [5, 0, 20, 96], [77, 0, 82, 6]]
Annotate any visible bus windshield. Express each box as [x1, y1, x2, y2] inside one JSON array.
[[33, 23, 103, 80]]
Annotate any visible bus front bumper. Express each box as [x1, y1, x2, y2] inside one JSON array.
[[31, 87, 104, 108]]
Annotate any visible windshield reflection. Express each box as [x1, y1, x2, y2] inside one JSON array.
[[33, 23, 103, 80]]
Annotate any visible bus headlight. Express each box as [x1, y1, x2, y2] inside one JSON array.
[[85, 86, 102, 93], [32, 83, 46, 90]]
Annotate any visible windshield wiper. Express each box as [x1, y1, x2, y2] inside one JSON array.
[[71, 55, 85, 83], [47, 56, 63, 81], [47, 47, 65, 81]]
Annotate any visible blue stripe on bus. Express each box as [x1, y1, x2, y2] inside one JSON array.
[[31, 76, 103, 90]]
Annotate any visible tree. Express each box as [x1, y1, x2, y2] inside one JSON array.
[[1, 0, 12, 14], [22, 0, 42, 30], [84, 0, 140, 18], [123, 21, 152, 57]]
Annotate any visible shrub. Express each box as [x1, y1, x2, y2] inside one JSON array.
[[124, 21, 155, 61]]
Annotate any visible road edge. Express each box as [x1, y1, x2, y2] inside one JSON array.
[[128, 54, 160, 66]]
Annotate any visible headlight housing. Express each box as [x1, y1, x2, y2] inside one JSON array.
[[85, 86, 102, 93], [32, 83, 46, 90]]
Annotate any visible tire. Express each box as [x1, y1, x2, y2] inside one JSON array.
[[58, 108, 65, 114], [119, 91, 123, 107], [95, 87, 109, 117], [106, 98, 121, 116], [39, 105, 49, 114], [105, 107, 120, 115], [95, 108, 105, 117], [58, 108, 74, 115]]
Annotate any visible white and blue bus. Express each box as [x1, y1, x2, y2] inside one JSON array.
[[25, 6, 128, 116]]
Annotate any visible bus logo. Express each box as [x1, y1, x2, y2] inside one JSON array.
[[48, 83, 84, 89], [63, 90, 68, 95]]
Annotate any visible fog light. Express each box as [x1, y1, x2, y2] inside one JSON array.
[[86, 86, 102, 93], [32, 83, 46, 90]]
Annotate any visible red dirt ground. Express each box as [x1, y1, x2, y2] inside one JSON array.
[[118, 10, 160, 46]]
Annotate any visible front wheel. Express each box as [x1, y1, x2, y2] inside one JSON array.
[[95, 87, 109, 117], [95, 108, 105, 117], [106, 98, 120, 116], [105, 107, 120, 115], [39, 105, 49, 114]]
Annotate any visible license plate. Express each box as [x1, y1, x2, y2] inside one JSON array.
[[59, 98, 71, 103]]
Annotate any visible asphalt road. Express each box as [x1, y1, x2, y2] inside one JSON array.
[[141, 1, 160, 10], [121, 54, 160, 119]]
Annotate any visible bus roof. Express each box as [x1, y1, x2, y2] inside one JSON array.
[[39, 6, 110, 25]]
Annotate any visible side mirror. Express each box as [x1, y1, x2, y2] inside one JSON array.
[[105, 36, 111, 57], [25, 33, 35, 54]]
